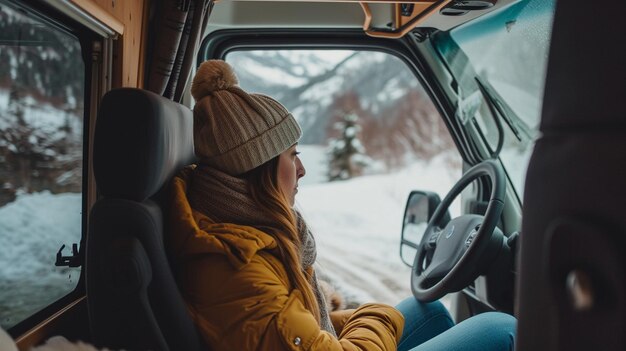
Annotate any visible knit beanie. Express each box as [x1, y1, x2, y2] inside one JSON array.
[[190, 60, 302, 175]]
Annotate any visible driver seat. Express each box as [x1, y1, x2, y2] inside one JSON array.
[[85, 88, 205, 350]]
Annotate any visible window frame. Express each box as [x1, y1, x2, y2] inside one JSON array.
[[1, 0, 100, 337]]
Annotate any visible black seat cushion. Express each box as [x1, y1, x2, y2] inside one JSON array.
[[87, 88, 204, 350]]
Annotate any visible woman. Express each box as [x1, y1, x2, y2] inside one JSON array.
[[168, 60, 515, 350]]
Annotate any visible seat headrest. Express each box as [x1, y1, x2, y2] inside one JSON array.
[[94, 88, 195, 201]]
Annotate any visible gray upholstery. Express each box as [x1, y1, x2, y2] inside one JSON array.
[[86, 88, 204, 350]]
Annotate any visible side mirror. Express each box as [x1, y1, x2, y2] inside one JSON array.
[[400, 191, 450, 266]]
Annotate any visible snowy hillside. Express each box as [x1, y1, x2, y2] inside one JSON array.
[[0, 87, 83, 206]]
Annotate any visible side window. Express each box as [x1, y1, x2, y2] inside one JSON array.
[[0, 2, 84, 329], [226, 50, 461, 307]]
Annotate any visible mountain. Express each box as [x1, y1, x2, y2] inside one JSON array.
[[227, 50, 454, 169]]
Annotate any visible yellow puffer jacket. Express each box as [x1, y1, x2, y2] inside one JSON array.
[[168, 167, 404, 350]]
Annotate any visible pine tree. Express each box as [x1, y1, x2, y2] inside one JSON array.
[[327, 112, 372, 181]]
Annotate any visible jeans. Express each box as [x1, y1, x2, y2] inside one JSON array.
[[395, 297, 516, 351]]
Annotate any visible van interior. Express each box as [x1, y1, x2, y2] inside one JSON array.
[[0, 0, 623, 350]]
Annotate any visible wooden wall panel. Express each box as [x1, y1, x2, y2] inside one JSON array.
[[80, 0, 149, 88], [68, 0, 125, 34]]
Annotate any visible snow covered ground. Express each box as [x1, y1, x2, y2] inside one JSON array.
[[297, 145, 461, 308], [0, 145, 461, 328], [0, 191, 81, 328]]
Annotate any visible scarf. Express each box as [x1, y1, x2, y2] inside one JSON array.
[[188, 165, 336, 336]]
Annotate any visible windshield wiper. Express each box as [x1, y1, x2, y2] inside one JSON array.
[[475, 76, 524, 142]]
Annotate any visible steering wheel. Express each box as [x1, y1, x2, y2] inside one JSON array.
[[412, 159, 506, 302]]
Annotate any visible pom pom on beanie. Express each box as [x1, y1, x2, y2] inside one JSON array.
[[191, 60, 239, 101]]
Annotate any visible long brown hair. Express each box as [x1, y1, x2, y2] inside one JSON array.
[[241, 156, 321, 322]]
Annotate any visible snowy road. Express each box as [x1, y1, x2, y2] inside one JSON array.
[[317, 245, 411, 307]]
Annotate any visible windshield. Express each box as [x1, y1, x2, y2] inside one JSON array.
[[433, 0, 556, 199]]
